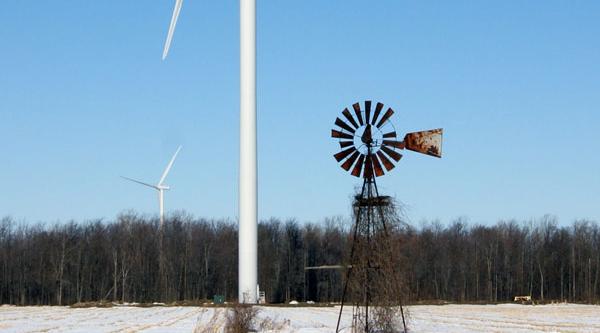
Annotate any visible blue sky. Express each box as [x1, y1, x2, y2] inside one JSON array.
[[1, 1, 598, 225]]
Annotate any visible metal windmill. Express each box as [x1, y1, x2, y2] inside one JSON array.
[[331, 100, 442, 333]]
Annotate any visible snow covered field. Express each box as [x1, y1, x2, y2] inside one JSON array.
[[1, 303, 600, 332]]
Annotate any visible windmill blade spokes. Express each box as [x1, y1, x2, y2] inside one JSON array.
[[364, 100, 372, 125], [352, 103, 364, 126], [371, 154, 385, 177], [404, 128, 443, 158], [162, 0, 184, 60], [334, 146, 357, 162], [339, 140, 354, 148], [382, 131, 397, 139], [351, 154, 365, 177], [335, 117, 356, 134], [159, 146, 182, 185], [376, 150, 395, 171], [375, 108, 394, 128], [341, 108, 359, 129], [121, 176, 159, 190], [371, 102, 384, 125], [331, 129, 354, 140], [382, 140, 405, 149], [341, 151, 360, 171], [380, 145, 403, 162], [332, 101, 442, 182]]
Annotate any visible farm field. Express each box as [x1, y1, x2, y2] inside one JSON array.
[[1, 303, 600, 332]]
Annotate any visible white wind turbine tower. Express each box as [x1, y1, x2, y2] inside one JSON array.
[[162, 0, 258, 303], [122, 146, 183, 228]]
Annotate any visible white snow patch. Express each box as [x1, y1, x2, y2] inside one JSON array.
[[0, 304, 599, 332]]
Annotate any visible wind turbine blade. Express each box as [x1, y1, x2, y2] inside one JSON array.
[[121, 176, 159, 190], [159, 146, 182, 185], [162, 0, 184, 60]]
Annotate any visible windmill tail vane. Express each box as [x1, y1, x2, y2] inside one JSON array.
[[404, 128, 443, 158]]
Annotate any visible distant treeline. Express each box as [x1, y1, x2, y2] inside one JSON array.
[[0, 213, 599, 305]]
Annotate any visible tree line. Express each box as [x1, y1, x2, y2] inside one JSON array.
[[1, 213, 599, 305]]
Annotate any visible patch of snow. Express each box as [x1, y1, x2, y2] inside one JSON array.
[[1, 304, 600, 332]]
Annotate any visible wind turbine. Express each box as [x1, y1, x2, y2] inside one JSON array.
[[122, 146, 183, 228], [161, 0, 258, 303]]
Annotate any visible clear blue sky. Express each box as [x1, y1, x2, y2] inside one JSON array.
[[1, 1, 598, 225]]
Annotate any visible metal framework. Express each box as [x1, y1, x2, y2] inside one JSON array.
[[331, 100, 443, 332], [335, 147, 408, 333]]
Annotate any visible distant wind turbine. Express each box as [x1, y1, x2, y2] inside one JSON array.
[[122, 146, 182, 227]]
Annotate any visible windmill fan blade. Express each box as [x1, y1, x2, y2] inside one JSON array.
[[382, 131, 397, 139], [382, 140, 405, 149], [404, 128, 443, 158], [351, 154, 365, 177], [334, 147, 357, 162], [339, 140, 354, 148], [365, 101, 372, 125], [335, 118, 356, 133], [342, 108, 359, 129], [371, 102, 384, 125], [331, 129, 354, 140], [376, 151, 395, 171], [363, 155, 374, 179], [376, 108, 394, 128], [381, 145, 403, 162], [341, 151, 360, 171], [162, 0, 184, 60], [352, 103, 364, 125], [159, 146, 182, 185], [371, 154, 385, 177]]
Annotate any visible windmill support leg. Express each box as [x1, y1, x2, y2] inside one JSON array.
[[336, 178, 367, 333], [336, 259, 353, 332], [373, 180, 408, 333]]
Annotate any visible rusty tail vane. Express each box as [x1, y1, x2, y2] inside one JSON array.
[[403, 128, 443, 158]]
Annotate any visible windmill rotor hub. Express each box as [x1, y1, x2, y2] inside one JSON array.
[[360, 124, 374, 145], [355, 124, 383, 153]]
